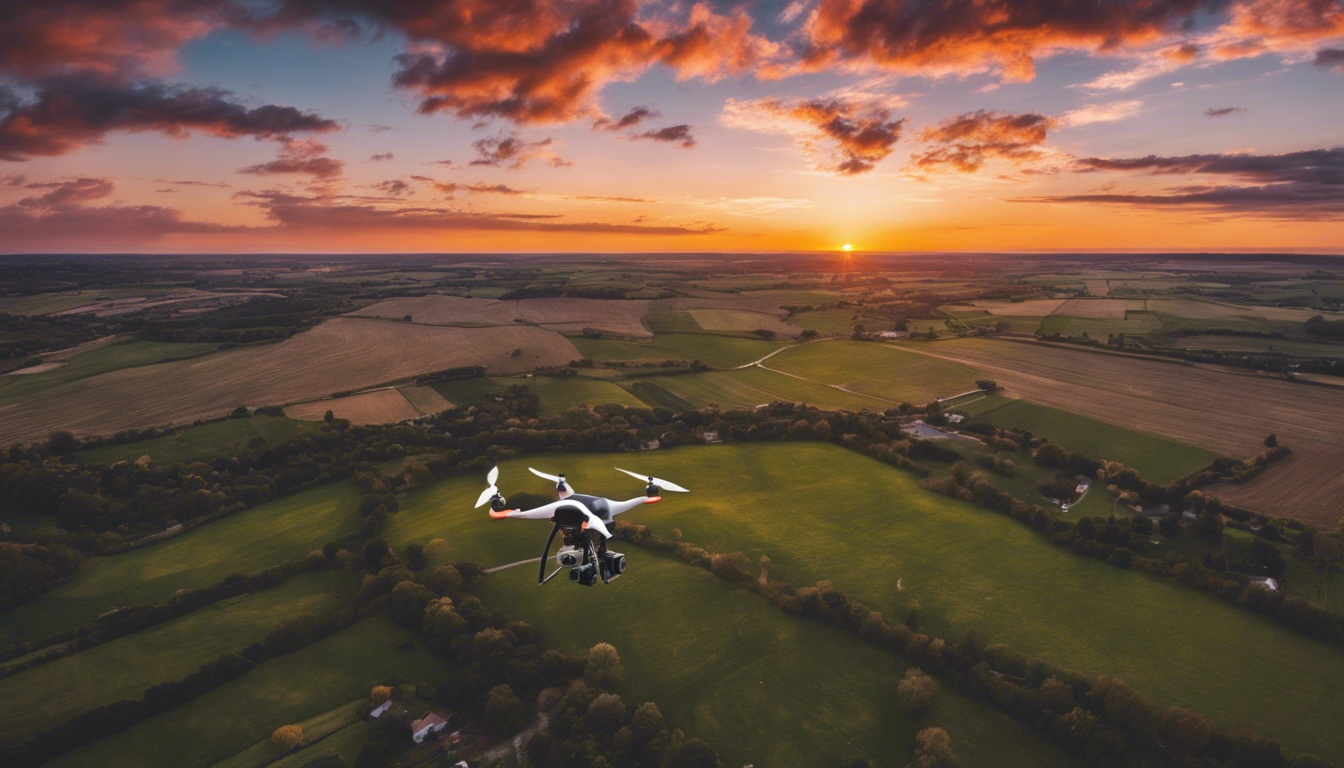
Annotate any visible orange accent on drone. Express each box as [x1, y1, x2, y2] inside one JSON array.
[[488, 508, 513, 519], [645, 496, 662, 503]]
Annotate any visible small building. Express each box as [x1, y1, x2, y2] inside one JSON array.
[[1074, 484, 1089, 495], [702, 431, 720, 443], [640, 439, 660, 451], [370, 701, 392, 719], [947, 414, 965, 424], [412, 713, 448, 744], [1255, 577, 1280, 591], [879, 331, 908, 339]]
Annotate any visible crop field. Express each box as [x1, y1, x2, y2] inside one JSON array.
[[0, 318, 578, 444], [76, 415, 317, 465], [398, 384, 452, 415], [533, 375, 647, 415], [0, 481, 362, 645], [969, 398, 1222, 483], [570, 333, 788, 369], [1085, 280, 1110, 295], [626, 366, 891, 411], [1171, 335, 1344, 357], [643, 301, 703, 334], [482, 554, 1080, 768], [970, 299, 1067, 316], [685, 308, 800, 337], [428, 376, 510, 405], [0, 288, 186, 316], [789, 307, 858, 333], [908, 338, 1344, 458], [1205, 445, 1344, 525], [1052, 298, 1128, 318], [349, 295, 652, 337], [286, 388, 421, 425], [0, 340, 217, 400], [387, 443, 1344, 762], [1147, 297, 1338, 324], [47, 616, 454, 768], [0, 571, 353, 741], [765, 340, 984, 403]]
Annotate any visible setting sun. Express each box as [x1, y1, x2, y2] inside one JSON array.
[[842, 244, 853, 251]]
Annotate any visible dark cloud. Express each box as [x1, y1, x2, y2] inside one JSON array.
[[469, 135, 568, 169], [238, 138, 345, 179], [153, 178, 231, 188], [1316, 47, 1344, 70], [722, 98, 905, 175], [1024, 146, 1344, 217], [372, 178, 412, 196], [634, 124, 696, 148], [409, 175, 526, 198], [370, 152, 394, 161], [1204, 106, 1248, 117], [0, 74, 337, 161], [909, 110, 1053, 174], [13, 177, 115, 208], [594, 106, 658, 131]]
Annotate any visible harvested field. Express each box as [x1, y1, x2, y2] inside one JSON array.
[[911, 339, 1344, 457], [1148, 298, 1340, 323], [349, 295, 651, 337], [41, 335, 122, 362], [286, 388, 421, 424], [398, 384, 452, 413], [1205, 446, 1344, 526], [1052, 299, 1127, 318], [977, 299, 1066, 316], [1085, 280, 1110, 296], [0, 318, 577, 443], [4, 362, 62, 375]]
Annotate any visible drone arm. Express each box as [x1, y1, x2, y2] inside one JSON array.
[[607, 496, 660, 517], [490, 500, 567, 520]]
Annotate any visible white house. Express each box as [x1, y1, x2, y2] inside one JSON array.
[[947, 414, 965, 424], [412, 713, 448, 743]]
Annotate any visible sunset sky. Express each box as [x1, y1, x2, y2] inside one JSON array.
[[2, 0, 1342, 254]]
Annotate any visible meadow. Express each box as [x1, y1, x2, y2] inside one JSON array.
[[385, 444, 1344, 763], [627, 365, 890, 411], [0, 570, 353, 741], [483, 554, 1081, 768], [0, 481, 363, 645], [47, 616, 454, 768], [532, 375, 648, 415], [765, 340, 985, 403], [350, 295, 653, 337], [76, 415, 317, 465], [967, 397, 1222, 483], [0, 339, 217, 400], [569, 333, 788, 369]]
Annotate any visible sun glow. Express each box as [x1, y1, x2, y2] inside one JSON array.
[[842, 243, 852, 251]]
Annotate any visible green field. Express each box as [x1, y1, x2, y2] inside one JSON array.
[[0, 288, 185, 316], [0, 570, 353, 741], [570, 333, 789, 368], [1171, 335, 1344, 358], [968, 398, 1222, 483], [766, 340, 985, 403], [219, 701, 370, 768], [48, 616, 454, 768], [789, 308, 856, 333], [77, 415, 317, 465], [483, 554, 1080, 768], [533, 375, 648, 415], [0, 481, 363, 645], [429, 376, 511, 405], [0, 340, 218, 400], [384, 444, 1344, 763], [627, 366, 890, 411], [643, 301, 701, 334]]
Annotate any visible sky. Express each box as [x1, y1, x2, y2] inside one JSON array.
[[1, 0, 1342, 254]]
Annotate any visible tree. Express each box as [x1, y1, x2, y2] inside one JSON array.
[[46, 431, 79, 456], [270, 724, 303, 752], [974, 379, 998, 392], [908, 727, 957, 768], [370, 686, 392, 705], [896, 668, 938, 713], [585, 642, 623, 688], [630, 701, 665, 738], [324, 409, 334, 423], [1161, 706, 1212, 752], [586, 692, 627, 734], [664, 738, 721, 768], [1264, 433, 1278, 448], [484, 684, 527, 735]]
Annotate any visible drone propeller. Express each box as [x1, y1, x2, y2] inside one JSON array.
[[614, 467, 689, 493], [529, 467, 575, 497], [474, 465, 501, 508]]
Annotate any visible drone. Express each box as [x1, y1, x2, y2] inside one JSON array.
[[475, 465, 688, 586]]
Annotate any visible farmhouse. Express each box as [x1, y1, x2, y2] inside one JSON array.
[[412, 713, 448, 743]]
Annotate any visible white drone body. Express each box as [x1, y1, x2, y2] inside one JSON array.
[[474, 466, 689, 586]]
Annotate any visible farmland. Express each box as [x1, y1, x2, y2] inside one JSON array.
[[46, 616, 454, 768], [0, 339, 218, 399], [76, 415, 317, 465], [967, 397, 1222, 483], [1205, 445, 1344, 525], [386, 443, 1344, 763], [569, 333, 789, 368], [0, 481, 363, 645], [285, 385, 451, 425], [532, 375, 647, 415], [627, 365, 891, 411], [0, 570, 353, 741], [765, 340, 985, 403], [482, 554, 1081, 768], [0, 318, 578, 443], [349, 295, 652, 337]]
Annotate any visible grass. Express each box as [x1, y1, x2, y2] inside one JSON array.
[[48, 616, 455, 768], [483, 553, 1081, 768], [789, 308, 856, 333], [766, 340, 985, 403], [570, 333, 789, 368], [429, 376, 511, 405], [623, 366, 890, 411], [969, 398, 1223, 483], [0, 570, 354, 741], [643, 301, 701, 334], [386, 444, 1344, 764], [533, 375, 648, 415], [0, 288, 182, 316], [76, 415, 317, 465], [0, 340, 218, 400], [216, 699, 368, 768], [0, 481, 364, 646]]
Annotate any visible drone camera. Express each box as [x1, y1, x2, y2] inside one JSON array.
[[601, 551, 627, 579], [569, 562, 598, 586], [556, 545, 581, 567]]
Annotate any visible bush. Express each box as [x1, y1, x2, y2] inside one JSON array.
[[370, 685, 392, 705], [270, 724, 303, 752], [897, 668, 938, 713]]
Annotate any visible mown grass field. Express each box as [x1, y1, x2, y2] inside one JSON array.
[[570, 333, 788, 368], [47, 616, 454, 768], [0, 570, 353, 741], [0, 481, 363, 645], [625, 366, 889, 411], [968, 398, 1222, 483], [766, 340, 985, 403], [0, 340, 218, 400], [76, 415, 317, 465], [788, 308, 855, 333], [386, 444, 1344, 763], [218, 701, 369, 768], [533, 375, 648, 415], [429, 376, 510, 405], [483, 554, 1080, 768]]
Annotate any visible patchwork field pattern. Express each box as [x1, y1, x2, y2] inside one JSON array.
[[350, 295, 652, 337], [1205, 446, 1344, 525], [0, 318, 577, 442], [286, 388, 422, 424], [1052, 299, 1127, 318]]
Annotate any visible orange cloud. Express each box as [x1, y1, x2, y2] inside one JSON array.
[[721, 97, 905, 174], [909, 110, 1053, 174]]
